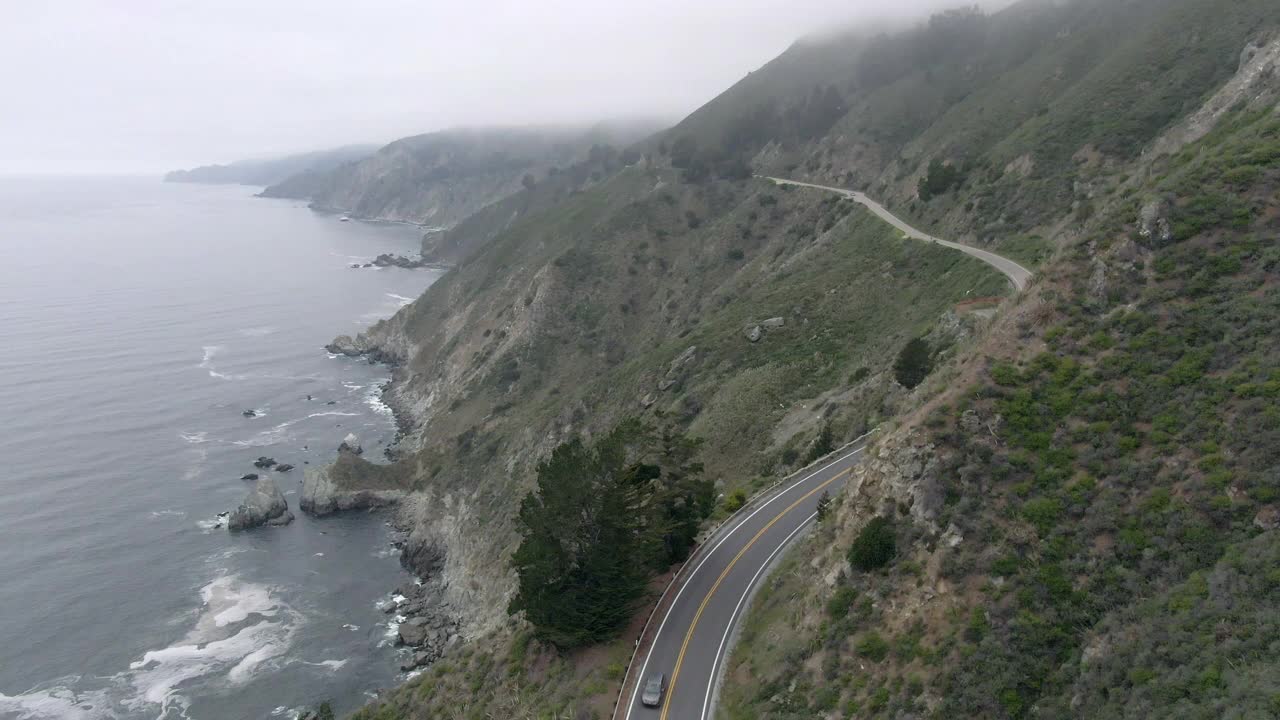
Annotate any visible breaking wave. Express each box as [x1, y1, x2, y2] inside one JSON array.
[[0, 576, 298, 720]]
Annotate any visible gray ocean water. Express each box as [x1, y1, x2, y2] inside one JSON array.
[[0, 177, 441, 719]]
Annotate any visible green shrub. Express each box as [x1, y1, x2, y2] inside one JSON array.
[[849, 516, 896, 571], [724, 489, 747, 513], [894, 338, 934, 389], [856, 631, 890, 661]]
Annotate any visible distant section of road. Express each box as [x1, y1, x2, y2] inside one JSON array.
[[764, 177, 1033, 291]]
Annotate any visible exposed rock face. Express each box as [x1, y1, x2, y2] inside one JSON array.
[[1149, 36, 1280, 157], [1138, 200, 1173, 246], [1255, 505, 1280, 531], [300, 464, 405, 516], [746, 325, 763, 342], [228, 476, 294, 530], [843, 430, 946, 532]]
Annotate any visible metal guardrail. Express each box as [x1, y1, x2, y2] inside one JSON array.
[[607, 426, 879, 720]]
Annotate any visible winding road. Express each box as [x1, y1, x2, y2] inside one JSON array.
[[615, 179, 1032, 720], [765, 177, 1033, 291], [618, 442, 868, 720]]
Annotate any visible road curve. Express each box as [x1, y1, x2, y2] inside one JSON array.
[[620, 442, 869, 720], [764, 177, 1033, 291]]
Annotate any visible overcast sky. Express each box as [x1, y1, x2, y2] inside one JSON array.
[[1, 0, 974, 174]]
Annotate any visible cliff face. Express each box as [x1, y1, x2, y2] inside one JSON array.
[[163, 145, 376, 186], [260, 124, 659, 232]]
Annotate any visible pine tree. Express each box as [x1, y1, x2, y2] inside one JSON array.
[[893, 337, 933, 389], [815, 490, 831, 524]]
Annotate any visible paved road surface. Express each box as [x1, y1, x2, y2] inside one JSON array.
[[764, 177, 1033, 291], [621, 443, 868, 720]]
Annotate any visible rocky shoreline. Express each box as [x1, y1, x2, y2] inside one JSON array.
[[322, 337, 417, 459]]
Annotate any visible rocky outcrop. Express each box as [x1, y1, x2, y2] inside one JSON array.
[[843, 430, 947, 533], [1137, 200, 1173, 246], [227, 477, 294, 530], [339, 432, 363, 455], [300, 464, 405, 516], [371, 253, 438, 269], [389, 581, 461, 671], [1149, 36, 1280, 157]]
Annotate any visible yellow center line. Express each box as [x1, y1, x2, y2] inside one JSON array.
[[659, 468, 849, 720]]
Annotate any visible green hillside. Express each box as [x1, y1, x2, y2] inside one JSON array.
[[303, 0, 1280, 717]]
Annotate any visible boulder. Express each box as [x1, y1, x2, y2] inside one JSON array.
[[275, 463, 294, 472], [253, 456, 277, 469], [339, 432, 363, 455], [1254, 505, 1280, 531], [398, 617, 430, 646], [657, 379, 676, 392], [242, 409, 257, 417], [761, 316, 785, 328], [745, 325, 762, 343], [227, 476, 294, 531], [240, 473, 259, 481]]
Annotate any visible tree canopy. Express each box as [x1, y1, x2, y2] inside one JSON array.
[[508, 420, 713, 648]]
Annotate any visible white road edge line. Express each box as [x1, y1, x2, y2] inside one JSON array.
[[621, 445, 865, 720], [701, 512, 816, 720]]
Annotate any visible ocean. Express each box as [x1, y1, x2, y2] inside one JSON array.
[[0, 176, 441, 719]]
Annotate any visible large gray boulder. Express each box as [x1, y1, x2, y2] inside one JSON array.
[[227, 476, 294, 530]]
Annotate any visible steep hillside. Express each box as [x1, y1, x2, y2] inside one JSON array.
[[260, 123, 659, 231], [301, 0, 1280, 717], [162, 144, 375, 186], [719, 12, 1280, 720]]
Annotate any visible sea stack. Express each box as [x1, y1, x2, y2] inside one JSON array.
[[227, 476, 294, 530]]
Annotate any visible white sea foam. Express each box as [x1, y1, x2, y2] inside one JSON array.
[[305, 411, 359, 419], [342, 623, 359, 632], [179, 431, 209, 444], [385, 293, 414, 306], [364, 384, 394, 418], [198, 345, 246, 381], [150, 510, 187, 519], [0, 576, 299, 720]]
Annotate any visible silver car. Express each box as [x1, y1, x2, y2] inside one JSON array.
[[640, 672, 667, 707]]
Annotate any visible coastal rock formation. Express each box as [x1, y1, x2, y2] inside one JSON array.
[[372, 253, 433, 269], [227, 476, 294, 530], [339, 432, 363, 455], [253, 456, 276, 469], [300, 462, 405, 516], [325, 335, 369, 357]]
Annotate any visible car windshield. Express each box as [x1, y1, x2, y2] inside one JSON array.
[[645, 677, 661, 692]]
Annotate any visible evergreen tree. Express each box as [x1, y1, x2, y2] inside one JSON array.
[[893, 337, 933, 389], [815, 490, 832, 524], [508, 421, 713, 648]]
